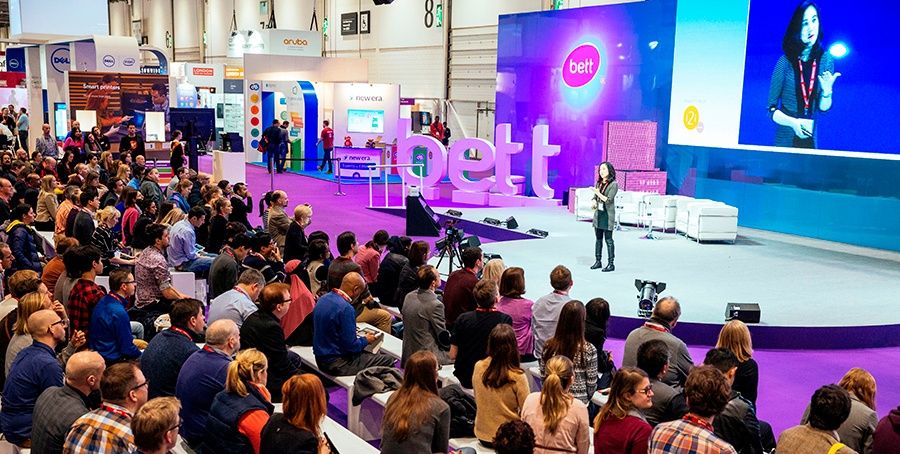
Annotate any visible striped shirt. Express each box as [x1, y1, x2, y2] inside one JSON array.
[[63, 404, 134, 453]]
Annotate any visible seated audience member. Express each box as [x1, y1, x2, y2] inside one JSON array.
[[381, 351, 454, 454], [31, 351, 105, 454], [6, 204, 43, 274], [168, 206, 216, 273], [704, 348, 768, 454], [283, 203, 312, 264], [90, 268, 143, 365], [176, 319, 241, 448], [229, 182, 254, 230], [202, 349, 274, 454], [494, 420, 536, 454], [451, 279, 513, 389], [6, 290, 82, 375], [593, 367, 654, 454], [540, 301, 597, 407], [622, 297, 694, 390], [134, 224, 190, 314], [649, 366, 737, 454], [142, 298, 204, 399], [474, 324, 530, 447], [778, 385, 855, 454], [166, 166, 189, 198], [637, 339, 689, 427], [209, 232, 252, 299], [717, 320, 759, 406], [206, 197, 232, 253], [131, 396, 181, 454], [376, 235, 411, 307], [242, 232, 287, 284], [585, 297, 615, 388], [0, 243, 14, 300], [531, 265, 573, 361], [131, 199, 159, 251], [267, 190, 291, 255], [801, 368, 878, 454], [35, 174, 59, 231], [481, 258, 506, 286], [313, 272, 395, 376], [0, 271, 42, 382], [521, 355, 591, 454], [64, 362, 150, 453], [443, 246, 484, 328], [168, 175, 192, 214], [54, 185, 80, 245], [240, 282, 303, 402], [393, 240, 430, 310], [92, 206, 135, 273], [873, 403, 900, 454], [496, 266, 535, 362], [42, 237, 78, 295], [355, 229, 389, 284], [55, 246, 83, 309], [66, 245, 107, 338], [72, 187, 100, 248], [401, 264, 452, 367], [327, 231, 392, 332], [260, 374, 329, 454], [0, 310, 67, 446], [139, 167, 164, 208], [209, 269, 266, 328]]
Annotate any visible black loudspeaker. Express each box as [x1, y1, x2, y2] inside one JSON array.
[[725, 303, 761, 324], [527, 228, 549, 238], [505, 216, 518, 230], [482, 217, 501, 226], [406, 195, 441, 237]]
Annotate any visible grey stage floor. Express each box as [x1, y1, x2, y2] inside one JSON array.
[[428, 206, 900, 327]]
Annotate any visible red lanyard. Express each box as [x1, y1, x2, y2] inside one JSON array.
[[169, 326, 193, 341], [798, 58, 817, 115], [476, 307, 498, 313], [101, 404, 131, 419], [203, 345, 217, 353], [553, 290, 568, 296], [683, 414, 714, 432], [644, 322, 668, 333]]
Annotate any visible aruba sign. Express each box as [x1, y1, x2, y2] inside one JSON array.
[[395, 118, 561, 200]]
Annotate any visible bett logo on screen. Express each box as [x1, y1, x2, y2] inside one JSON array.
[[563, 43, 601, 88]]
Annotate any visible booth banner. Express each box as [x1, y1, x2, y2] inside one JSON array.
[[227, 30, 321, 58], [90, 35, 141, 74], [225, 66, 244, 79], [185, 63, 224, 91], [335, 146, 381, 179], [67, 72, 169, 141]]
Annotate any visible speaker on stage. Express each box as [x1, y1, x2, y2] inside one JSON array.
[[725, 303, 761, 324], [406, 195, 441, 237]]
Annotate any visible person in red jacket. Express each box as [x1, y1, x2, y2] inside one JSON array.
[[429, 115, 445, 142]]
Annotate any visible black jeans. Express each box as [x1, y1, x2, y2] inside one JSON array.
[[321, 147, 333, 172], [594, 228, 614, 262]]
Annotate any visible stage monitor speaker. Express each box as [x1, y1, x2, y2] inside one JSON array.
[[527, 228, 549, 238], [459, 235, 481, 250], [406, 195, 441, 237], [446, 209, 463, 217], [725, 303, 760, 324], [505, 216, 518, 230], [483, 217, 501, 226]]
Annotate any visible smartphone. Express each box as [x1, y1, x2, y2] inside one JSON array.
[[323, 431, 339, 454]]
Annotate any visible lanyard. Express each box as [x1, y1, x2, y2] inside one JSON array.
[[798, 58, 817, 115], [110, 292, 130, 309], [683, 414, 714, 432], [169, 326, 193, 341], [643, 322, 668, 333], [333, 289, 352, 302], [553, 290, 568, 296], [476, 307, 498, 313], [101, 404, 132, 419]]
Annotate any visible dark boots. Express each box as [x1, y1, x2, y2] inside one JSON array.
[[591, 239, 603, 269], [602, 237, 615, 272]]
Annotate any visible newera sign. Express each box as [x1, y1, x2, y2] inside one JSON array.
[[395, 118, 561, 199]]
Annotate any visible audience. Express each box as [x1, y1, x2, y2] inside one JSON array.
[[230, 182, 254, 230], [394, 239, 430, 310], [240, 282, 303, 402], [636, 339, 688, 427], [593, 367, 654, 454], [326, 231, 391, 332], [283, 203, 312, 264], [800, 368, 878, 454], [521, 355, 591, 454], [142, 298, 204, 398], [72, 187, 100, 247], [168, 206, 216, 273], [139, 167, 163, 208], [474, 324, 530, 447], [92, 206, 135, 273], [7, 204, 42, 274], [649, 366, 736, 454], [494, 420, 536, 454], [355, 229, 389, 284], [31, 351, 105, 454], [451, 279, 513, 389], [704, 348, 768, 454], [209, 232, 252, 298], [717, 320, 759, 405], [540, 300, 598, 408], [267, 190, 291, 255], [6, 289, 81, 374], [873, 402, 900, 454], [176, 319, 241, 448], [131, 396, 181, 454], [34, 174, 58, 231], [168, 177, 192, 213], [496, 266, 535, 362], [207, 196, 232, 253], [443, 246, 485, 328], [90, 268, 143, 365], [622, 297, 694, 390], [135, 223, 190, 314], [66, 244, 106, 338], [778, 385, 855, 454], [585, 297, 615, 388], [531, 265, 572, 361], [481, 258, 506, 286], [202, 348, 274, 454], [210, 268, 266, 328], [401, 264, 452, 367], [242, 232, 286, 284], [64, 361, 150, 453], [376, 235, 411, 307], [260, 374, 330, 454]]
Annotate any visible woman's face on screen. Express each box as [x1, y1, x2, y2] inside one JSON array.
[[800, 6, 819, 48]]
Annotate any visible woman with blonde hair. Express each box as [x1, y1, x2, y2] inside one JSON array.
[[5, 289, 84, 375], [473, 324, 530, 447], [260, 374, 330, 454], [592, 367, 652, 454], [34, 174, 59, 231], [521, 355, 590, 454], [92, 206, 135, 273], [160, 207, 186, 227], [802, 367, 877, 454], [716, 319, 758, 405], [203, 348, 274, 454], [481, 258, 506, 286]]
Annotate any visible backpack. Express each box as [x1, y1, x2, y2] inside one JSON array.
[[439, 384, 477, 438]]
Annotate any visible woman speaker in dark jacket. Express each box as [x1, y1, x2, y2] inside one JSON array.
[[590, 162, 618, 271]]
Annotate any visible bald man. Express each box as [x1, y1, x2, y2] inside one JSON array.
[[267, 190, 291, 255], [622, 297, 695, 390], [313, 272, 396, 376], [32, 351, 106, 453], [0, 309, 67, 446]]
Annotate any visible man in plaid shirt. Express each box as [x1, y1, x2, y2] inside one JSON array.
[[64, 362, 149, 453], [66, 245, 106, 339], [650, 366, 738, 454]]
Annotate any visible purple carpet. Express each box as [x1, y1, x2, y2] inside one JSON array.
[[202, 157, 900, 441]]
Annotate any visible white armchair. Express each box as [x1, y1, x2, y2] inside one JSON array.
[[615, 191, 644, 226], [676, 199, 723, 235], [574, 187, 596, 220], [686, 205, 739, 243]]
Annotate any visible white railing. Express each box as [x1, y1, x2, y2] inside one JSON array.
[[367, 163, 424, 209]]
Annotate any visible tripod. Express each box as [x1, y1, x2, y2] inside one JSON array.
[[435, 238, 462, 276]]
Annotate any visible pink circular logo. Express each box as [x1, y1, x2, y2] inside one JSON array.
[[563, 43, 601, 88]]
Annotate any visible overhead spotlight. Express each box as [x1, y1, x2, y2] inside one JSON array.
[[458, 235, 481, 250], [482, 217, 501, 226], [445, 209, 463, 217], [504, 216, 518, 230], [526, 228, 548, 238], [635, 279, 666, 318]]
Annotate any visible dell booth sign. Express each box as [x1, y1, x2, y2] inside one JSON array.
[[50, 48, 71, 74]]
